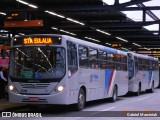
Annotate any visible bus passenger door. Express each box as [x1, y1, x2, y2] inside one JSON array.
[[67, 41, 78, 90], [127, 53, 134, 81]]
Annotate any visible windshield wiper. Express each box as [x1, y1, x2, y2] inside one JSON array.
[[37, 47, 53, 69]]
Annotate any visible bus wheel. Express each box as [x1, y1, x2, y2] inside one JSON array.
[[75, 88, 85, 111], [136, 85, 141, 96], [111, 86, 117, 102], [148, 82, 154, 93]]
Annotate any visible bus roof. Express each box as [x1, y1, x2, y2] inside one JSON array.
[[13, 34, 127, 56], [62, 35, 127, 56], [128, 51, 158, 61]]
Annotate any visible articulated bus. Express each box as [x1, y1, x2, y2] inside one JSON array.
[[128, 52, 159, 95], [8, 34, 129, 110]]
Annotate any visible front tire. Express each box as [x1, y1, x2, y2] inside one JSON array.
[[75, 88, 85, 111]]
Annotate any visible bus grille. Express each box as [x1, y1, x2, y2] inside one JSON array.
[[21, 83, 50, 89]]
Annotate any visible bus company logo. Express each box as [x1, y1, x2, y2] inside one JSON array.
[[2, 112, 11, 117], [90, 74, 98, 82]]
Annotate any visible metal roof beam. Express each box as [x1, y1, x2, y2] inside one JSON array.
[[121, 6, 160, 11], [113, 0, 152, 7], [2, 5, 160, 13], [136, 3, 160, 36], [36, 0, 151, 12], [50, 6, 160, 12], [124, 35, 159, 38], [1, 6, 159, 12], [137, 3, 159, 21], [88, 20, 160, 27], [108, 29, 159, 33]]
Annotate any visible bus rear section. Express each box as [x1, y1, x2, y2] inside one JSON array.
[[127, 52, 159, 95]]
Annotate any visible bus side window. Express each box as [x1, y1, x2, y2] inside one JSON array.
[[121, 55, 127, 71], [78, 45, 89, 68], [115, 54, 121, 70], [89, 48, 99, 69], [107, 53, 115, 70], [134, 57, 138, 72], [67, 41, 78, 77], [99, 50, 107, 69]]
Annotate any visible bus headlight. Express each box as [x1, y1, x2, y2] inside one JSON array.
[[57, 86, 64, 92], [8, 84, 18, 93], [9, 85, 14, 91], [54, 85, 64, 92]]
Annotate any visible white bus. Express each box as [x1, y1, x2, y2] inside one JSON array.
[[127, 52, 159, 95], [8, 34, 128, 110]]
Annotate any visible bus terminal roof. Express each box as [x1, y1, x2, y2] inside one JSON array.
[[0, 0, 160, 57]]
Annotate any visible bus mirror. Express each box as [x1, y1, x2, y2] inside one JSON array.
[[1, 49, 6, 59]]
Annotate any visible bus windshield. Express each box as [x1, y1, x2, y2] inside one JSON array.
[[9, 46, 65, 80]]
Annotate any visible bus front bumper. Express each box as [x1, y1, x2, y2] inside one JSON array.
[[8, 91, 69, 105]]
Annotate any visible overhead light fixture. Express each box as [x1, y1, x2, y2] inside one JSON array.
[[60, 29, 76, 36], [153, 33, 158, 35], [147, 48, 160, 50], [96, 29, 111, 36], [16, 0, 28, 5], [116, 37, 128, 42], [28, 4, 38, 8], [16, 0, 38, 9], [66, 18, 85, 26], [0, 12, 6, 15], [0, 30, 8, 33], [45, 10, 65, 18], [51, 27, 58, 30], [105, 43, 111, 46], [143, 47, 150, 51], [51, 26, 76, 36], [18, 33, 25, 35], [133, 43, 141, 47], [85, 36, 100, 42]]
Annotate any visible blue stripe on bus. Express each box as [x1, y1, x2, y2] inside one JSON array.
[[105, 70, 114, 95]]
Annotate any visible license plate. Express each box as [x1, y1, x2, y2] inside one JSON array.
[[29, 97, 39, 101]]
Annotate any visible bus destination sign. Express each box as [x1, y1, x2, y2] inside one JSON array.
[[23, 37, 53, 44], [13, 36, 62, 46]]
